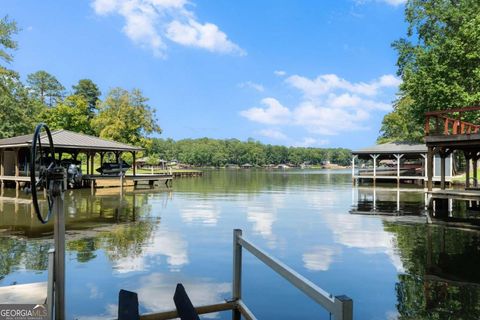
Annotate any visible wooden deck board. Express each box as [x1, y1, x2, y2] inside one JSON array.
[[429, 189, 480, 200]]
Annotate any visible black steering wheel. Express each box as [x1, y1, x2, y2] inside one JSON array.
[[30, 123, 55, 224]]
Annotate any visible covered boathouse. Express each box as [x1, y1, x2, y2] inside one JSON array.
[[352, 142, 453, 186], [0, 130, 170, 196]]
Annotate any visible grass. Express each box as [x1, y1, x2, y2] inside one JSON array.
[[452, 168, 480, 183]]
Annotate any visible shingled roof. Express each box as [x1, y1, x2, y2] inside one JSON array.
[[352, 142, 427, 155], [0, 130, 143, 152]]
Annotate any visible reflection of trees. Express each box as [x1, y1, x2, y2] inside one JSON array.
[[0, 238, 50, 280], [1, 191, 158, 278], [175, 169, 351, 194], [385, 222, 480, 319], [98, 221, 157, 261]]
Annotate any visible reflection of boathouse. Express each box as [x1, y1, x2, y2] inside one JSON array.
[[351, 142, 454, 186]]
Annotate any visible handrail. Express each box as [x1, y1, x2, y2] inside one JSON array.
[[233, 229, 353, 320], [425, 107, 480, 136]]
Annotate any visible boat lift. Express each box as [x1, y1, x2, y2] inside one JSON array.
[[30, 123, 66, 320]]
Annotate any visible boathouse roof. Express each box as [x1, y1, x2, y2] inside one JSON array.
[[352, 142, 427, 155], [0, 130, 143, 152]]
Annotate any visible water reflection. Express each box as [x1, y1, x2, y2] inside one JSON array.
[[302, 245, 341, 271], [1, 170, 480, 319]]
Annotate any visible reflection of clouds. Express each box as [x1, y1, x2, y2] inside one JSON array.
[[306, 191, 404, 273], [245, 194, 285, 248], [75, 304, 117, 320], [303, 245, 341, 271], [114, 229, 188, 273], [87, 282, 103, 299], [136, 273, 230, 318], [247, 206, 275, 237], [180, 202, 220, 226]]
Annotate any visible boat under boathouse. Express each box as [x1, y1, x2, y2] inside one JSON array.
[[351, 142, 454, 186], [0, 129, 171, 196]]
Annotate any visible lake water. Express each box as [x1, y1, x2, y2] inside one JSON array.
[[1, 169, 479, 319]]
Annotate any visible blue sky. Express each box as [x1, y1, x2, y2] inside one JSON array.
[[3, 0, 407, 149]]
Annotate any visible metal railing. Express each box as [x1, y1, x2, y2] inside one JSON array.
[[138, 229, 353, 320], [232, 229, 353, 320]]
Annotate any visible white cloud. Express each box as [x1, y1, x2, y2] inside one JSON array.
[[91, 0, 244, 57], [240, 97, 291, 125], [274, 70, 287, 76], [240, 72, 397, 136], [293, 137, 329, 147], [354, 0, 406, 6], [166, 19, 245, 55], [238, 81, 265, 92], [380, 0, 406, 6], [286, 73, 400, 97], [258, 129, 287, 140]]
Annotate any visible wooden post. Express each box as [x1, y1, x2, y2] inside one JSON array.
[[90, 153, 95, 175], [132, 152, 136, 176], [0, 150, 4, 196], [465, 151, 471, 188], [351, 155, 357, 185], [474, 155, 478, 188], [427, 147, 434, 191], [86, 153, 90, 176], [440, 149, 446, 190], [14, 148, 19, 197], [370, 154, 379, 184], [394, 154, 404, 185]]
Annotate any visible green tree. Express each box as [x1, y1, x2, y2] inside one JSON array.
[[380, 0, 480, 141], [0, 15, 19, 80], [26, 70, 65, 106], [72, 79, 101, 115], [92, 88, 161, 146], [378, 95, 423, 143], [0, 75, 43, 138], [39, 94, 92, 133]]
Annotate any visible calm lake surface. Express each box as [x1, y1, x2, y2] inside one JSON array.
[[1, 169, 479, 319]]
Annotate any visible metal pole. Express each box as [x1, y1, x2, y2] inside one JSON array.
[[54, 193, 65, 320], [47, 249, 55, 320], [232, 229, 242, 320]]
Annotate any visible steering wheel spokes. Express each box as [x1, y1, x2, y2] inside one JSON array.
[[30, 123, 56, 224]]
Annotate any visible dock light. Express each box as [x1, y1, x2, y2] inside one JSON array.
[[29, 123, 66, 320]]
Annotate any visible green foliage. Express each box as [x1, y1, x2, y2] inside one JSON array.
[[72, 79, 101, 115], [149, 137, 351, 167], [378, 95, 424, 143], [0, 15, 19, 79], [380, 0, 480, 141], [92, 88, 161, 146], [40, 94, 93, 134], [0, 74, 43, 138], [26, 70, 65, 106]]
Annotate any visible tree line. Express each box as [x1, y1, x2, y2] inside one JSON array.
[[0, 15, 351, 167], [149, 138, 351, 167]]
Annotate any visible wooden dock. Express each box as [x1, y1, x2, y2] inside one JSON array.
[[428, 189, 480, 201], [83, 174, 173, 189]]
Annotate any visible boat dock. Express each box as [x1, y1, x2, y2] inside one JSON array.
[[82, 174, 173, 189]]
